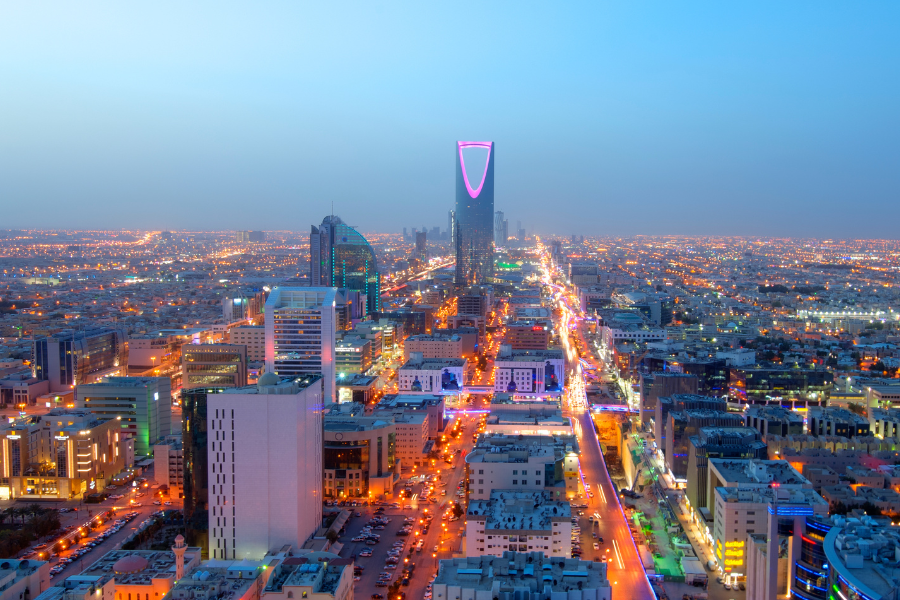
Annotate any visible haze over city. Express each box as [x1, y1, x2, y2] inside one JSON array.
[[3, 5, 900, 600], [2, 2, 899, 236]]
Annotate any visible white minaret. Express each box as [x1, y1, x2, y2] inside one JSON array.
[[172, 534, 187, 580]]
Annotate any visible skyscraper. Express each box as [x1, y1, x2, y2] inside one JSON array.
[[310, 215, 380, 314], [265, 287, 337, 402], [207, 374, 324, 560], [415, 230, 427, 264], [494, 210, 508, 246], [455, 141, 494, 286]]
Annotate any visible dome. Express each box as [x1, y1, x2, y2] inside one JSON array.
[[257, 371, 280, 388], [113, 555, 149, 574]]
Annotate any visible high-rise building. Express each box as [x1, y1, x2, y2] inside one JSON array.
[[34, 328, 128, 392], [415, 230, 427, 265], [207, 374, 324, 560], [455, 141, 494, 286], [265, 287, 337, 402], [494, 210, 508, 246], [181, 344, 248, 390], [309, 215, 381, 314], [75, 377, 172, 457]]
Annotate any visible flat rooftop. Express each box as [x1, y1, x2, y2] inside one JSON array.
[[221, 375, 322, 395], [467, 490, 571, 531], [433, 552, 609, 595], [401, 358, 467, 369], [709, 459, 810, 486], [715, 486, 828, 509]]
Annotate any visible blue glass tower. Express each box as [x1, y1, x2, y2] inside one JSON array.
[[455, 141, 494, 286], [310, 215, 381, 314]]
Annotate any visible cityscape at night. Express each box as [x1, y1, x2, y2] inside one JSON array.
[[1, 4, 899, 600]]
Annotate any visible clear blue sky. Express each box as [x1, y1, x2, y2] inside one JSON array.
[[2, 2, 898, 237]]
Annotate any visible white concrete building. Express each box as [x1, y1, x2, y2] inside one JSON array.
[[404, 334, 465, 359], [465, 490, 572, 557], [465, 433, 580, 500], [433, 553, 611, 600], [493, 347, 565, 396], [153, 437, 184, 496], [398, 354, 467, 393], [265, 288, 337, 402], [207, 374, 325, 560]]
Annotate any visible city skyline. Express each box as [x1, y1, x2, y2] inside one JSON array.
[[1, 3, 898, 237]]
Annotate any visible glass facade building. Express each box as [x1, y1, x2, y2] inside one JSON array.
[[310, 215, 381, 314], [34, 327, 128, 392], [455, 141, 494, 286]]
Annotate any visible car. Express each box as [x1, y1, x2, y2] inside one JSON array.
[[724, 583, 731, 590], [598, 537, 603, 543], [164, 501, 172, 506], [593, 542, 600, 550], [359, 550, 373, 557], [433, 545, 438, 552], [375, 582, 388, 587], [372, 596, 384, 600]]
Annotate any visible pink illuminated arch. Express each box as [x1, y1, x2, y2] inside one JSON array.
[[458, 141, 493, 199]]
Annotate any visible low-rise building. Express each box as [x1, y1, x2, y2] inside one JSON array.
[[465, 491, 572, 557], [404, 334, 464, 359], [433, 552, 611, 600], [685, 427, 767, 515], [744, 405, 804, 437], [503, 322, 551, 351], [0, 409, 134, 500], [398, 355, 466, 394], [0, 559, 50, 600], [869, 407, 900, 439], [323, 415, 398, 498], [153, 437, 184, 497], [261, 556, 353, 600], [374, 394, 446, 439], [706, 459, 811, 517], [335, 374, 378, 405], [493, 347, 564, 397], [465, 433, 580, 501], [75, 545, 202, 600], [164, 555, 273, 600], [808, 406, 870, 438], [846, 465, 884, 488]]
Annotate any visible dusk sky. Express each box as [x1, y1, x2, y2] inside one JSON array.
[[2, 2, 898, 237]]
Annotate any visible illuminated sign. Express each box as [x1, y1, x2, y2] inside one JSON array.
[[154, 392, 159, 402], [7, 435, 20, 440], [724, 559, 743, 566], [725, 541, 745, 548], [725, 549, 743, 556], [54, 435, 69, 441]]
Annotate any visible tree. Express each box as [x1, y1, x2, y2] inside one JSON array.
[[848, 403, 866, 417], [451, 502, 464, 519], [325, 530, 339, 544]]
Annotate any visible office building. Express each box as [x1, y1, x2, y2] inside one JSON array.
[[207, 374, 324, 560], [0, 409, 133, 500], [375, 307, 433, 336], [404, 333, 464, 359], [458, 286, 493, 319], [34, 328, 129, 393], [309, 215, 381, 314], [235, 230, 266, 243], [655, 394, 724, 461], [504, 321, 551, 350], [76, 377, 172, 457], [714, 486, 827, 580], [465, 490, 572, 558], [684, 427, 767, 515], [807, 406, 870, 438], [465, 433, 580, 500], [398, 354, 466, 393], [334, 337, 372, 376], [706, 459, 811, 517], [181, 386, 227, 554], [455, 141, 495, 286], [265, 287, 337, 402], [182, 344, 247, 390], [324, 414, 398, 498], [493, 346, 565, 396], [228, 325, 265, 362], [640, 372, 698, 427], [730, 366, 833, 405], [433, 553, 611, 600], [666, 410, 744, 482], [869, 407, 900, 439], [374, 394, 446, 439], [744, 405, 804, 436]]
